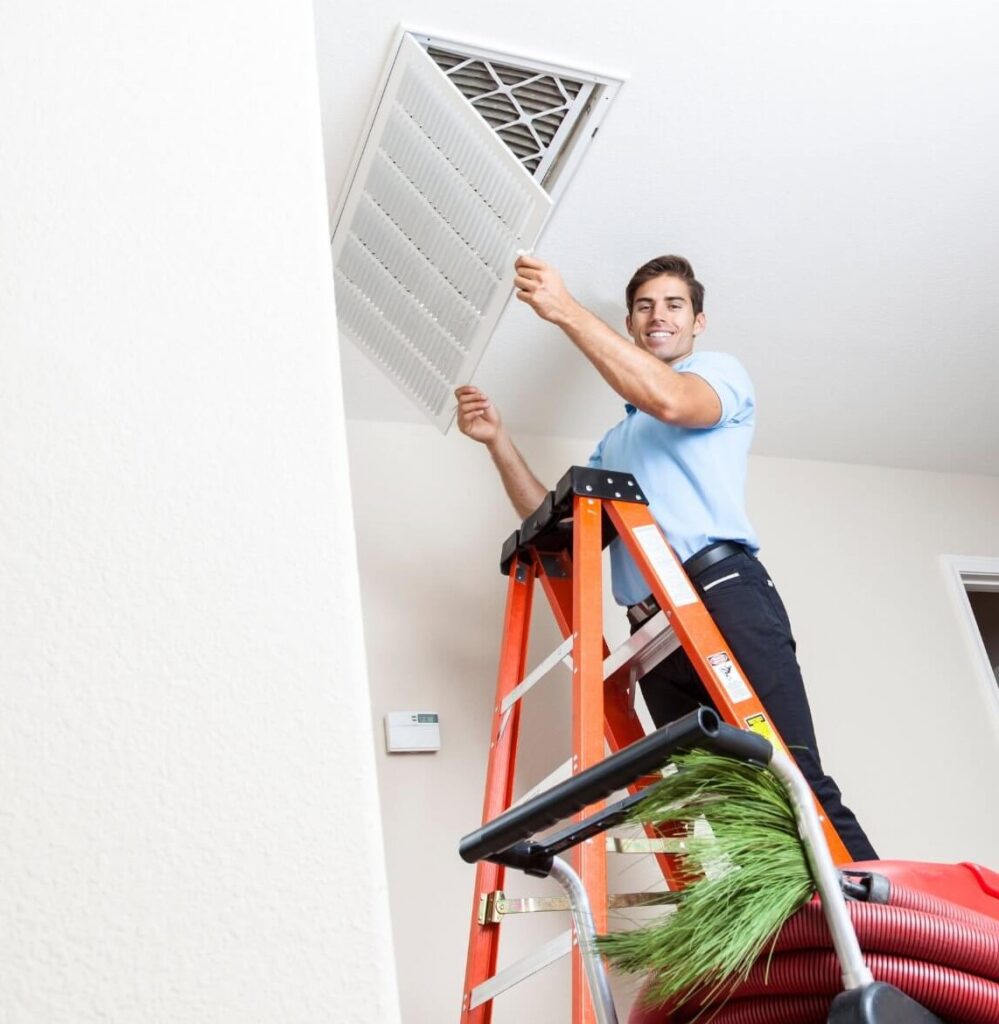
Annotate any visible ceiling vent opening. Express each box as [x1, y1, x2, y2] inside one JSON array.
[[331, 31, 621, 431]]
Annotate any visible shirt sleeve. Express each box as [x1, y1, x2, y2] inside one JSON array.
[[681, 352, 754, 426]]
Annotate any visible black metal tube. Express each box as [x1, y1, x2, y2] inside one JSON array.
[[460, 708, 772, 865]]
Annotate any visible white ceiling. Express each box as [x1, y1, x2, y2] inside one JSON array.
[[315, 0, 999, 476]]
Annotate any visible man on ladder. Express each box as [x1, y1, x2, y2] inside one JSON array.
[[455, 252, 877, 863]]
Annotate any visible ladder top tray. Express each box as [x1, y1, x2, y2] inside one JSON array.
[[500, 466, 648, 576]]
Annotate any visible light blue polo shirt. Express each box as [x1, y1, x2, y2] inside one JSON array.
[[588, 350, 759, 606]]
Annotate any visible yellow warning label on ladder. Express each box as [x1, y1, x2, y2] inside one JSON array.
[[744, 712, 777, 745]]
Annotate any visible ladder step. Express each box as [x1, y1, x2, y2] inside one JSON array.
[[608, 891, 680, 910], [603, 611, 679, 684], [501, 615, 678, 718], [606, 836, 688, 855], [467, 929, 573, 1009], [479, 890, 680, 924]]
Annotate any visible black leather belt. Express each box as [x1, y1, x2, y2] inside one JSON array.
[[626, 541, 749, 627], [684, 540, 749, 579]]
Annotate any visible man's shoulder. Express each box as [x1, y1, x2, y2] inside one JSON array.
[[679, 350, 755, 424], [680, 349, 750, 375], [683, 350, 753, 392]]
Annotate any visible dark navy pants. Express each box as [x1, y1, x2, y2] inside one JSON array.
[[634, 548, 878, 863]]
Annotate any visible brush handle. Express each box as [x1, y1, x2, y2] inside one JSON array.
[[459, 707, 771, 865]]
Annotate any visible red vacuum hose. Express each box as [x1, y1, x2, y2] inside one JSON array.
[[674, 952, 999, 1022], [774, 900, 999, 979], [629, 880, 999, 1024]]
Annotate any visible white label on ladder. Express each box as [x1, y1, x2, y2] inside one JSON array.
[[707, 651, 752, 704], [633, 525, 698, 608]]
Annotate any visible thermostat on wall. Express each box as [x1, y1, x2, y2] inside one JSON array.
[[384, 711, 441, 753]]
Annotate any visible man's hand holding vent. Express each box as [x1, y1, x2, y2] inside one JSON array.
[[454, 385, 503, 446], [513, 255, 580, 327]]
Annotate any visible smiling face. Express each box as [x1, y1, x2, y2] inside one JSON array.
[[626, 273, 706, 364]]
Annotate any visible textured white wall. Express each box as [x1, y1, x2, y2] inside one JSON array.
[[0, 2, 399, 1021], [345, 417, 999, 1023]]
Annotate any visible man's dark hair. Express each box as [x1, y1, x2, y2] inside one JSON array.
[[625, 256, 705, 317]]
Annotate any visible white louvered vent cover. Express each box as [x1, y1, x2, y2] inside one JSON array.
[[332, 35, 552, 432]]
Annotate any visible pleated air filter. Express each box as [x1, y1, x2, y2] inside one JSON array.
[[332, 32, 620, 431]]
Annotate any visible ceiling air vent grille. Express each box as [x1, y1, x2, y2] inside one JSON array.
[[332, 34, 551, 430], [424, 45, 592, 180]]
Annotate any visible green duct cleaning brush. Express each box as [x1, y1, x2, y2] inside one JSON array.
[[596, 749, 816, 1012]]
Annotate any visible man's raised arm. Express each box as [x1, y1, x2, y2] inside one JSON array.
[[454, 385, 547, 519], [512, 255, 720, 428]]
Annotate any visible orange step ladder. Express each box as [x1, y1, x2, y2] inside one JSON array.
[[460, 466, 850, 1024]]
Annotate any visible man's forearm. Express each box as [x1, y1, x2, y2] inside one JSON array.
[[487, 430, 548, 519]]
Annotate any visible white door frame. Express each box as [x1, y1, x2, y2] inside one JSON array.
[[941, 555, 999, 727]]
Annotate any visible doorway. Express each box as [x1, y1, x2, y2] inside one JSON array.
[[942, 556, 999, 719]]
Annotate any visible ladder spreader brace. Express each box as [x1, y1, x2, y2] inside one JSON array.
[[460, 465, 851, 1024]]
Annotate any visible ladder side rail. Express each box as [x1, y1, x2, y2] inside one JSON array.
[[571, 493, 608, 1024], [534, 548, 689, 889], [461, 555, 536, 1024], [604, 499, 778, 732], [535, 550, 574, 638], [535, 550, 645, 754], [604, 499, 852, 865]]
